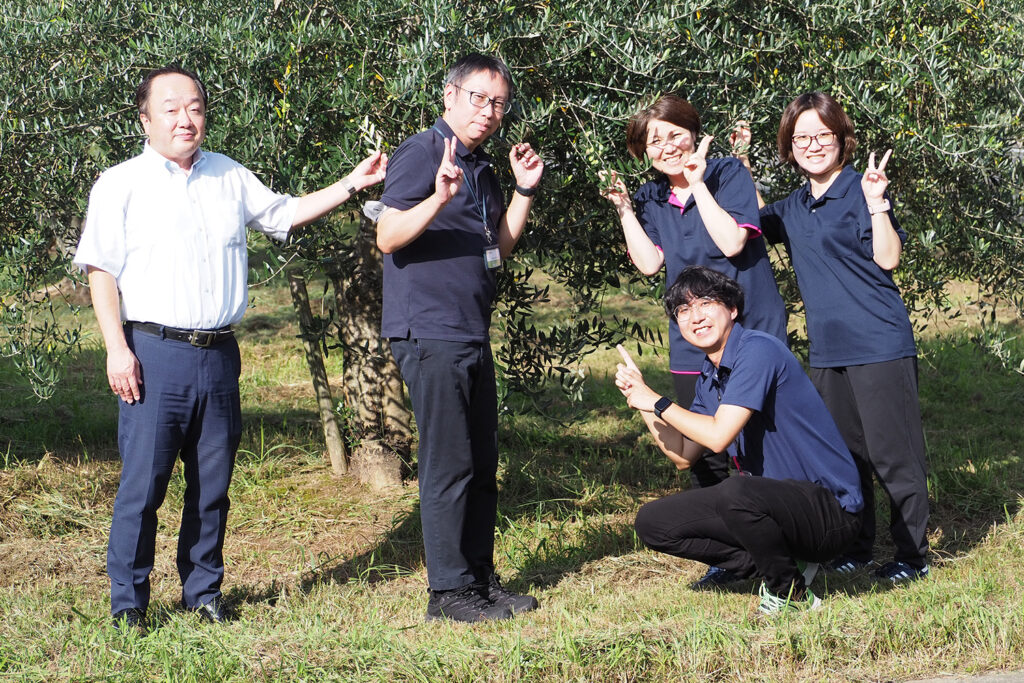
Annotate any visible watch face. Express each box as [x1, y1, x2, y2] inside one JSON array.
[[655, 396, 673, 417]]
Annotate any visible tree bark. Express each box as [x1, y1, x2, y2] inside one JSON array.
[[287, 266, 349, 475], [327, 212, 411, 488]]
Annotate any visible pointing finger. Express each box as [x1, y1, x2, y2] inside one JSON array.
[[616, 344, 639, 370], [695, 135, 714, 159]]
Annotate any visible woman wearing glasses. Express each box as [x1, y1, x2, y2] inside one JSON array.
[[600, 95, 787, 588], [733, 92, 929, 584]]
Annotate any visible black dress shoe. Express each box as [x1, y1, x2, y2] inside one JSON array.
[[112, 607, 147, 634], [191, 598, 229, 624]]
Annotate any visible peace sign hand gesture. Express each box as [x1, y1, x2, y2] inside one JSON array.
[[861, 148, 892, 204], [435, 136, 464, 205], [682, 135, 714, 186]]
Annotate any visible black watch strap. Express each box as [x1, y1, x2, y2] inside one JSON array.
[[654, 396, 674, 419], [515, 183, 538, 197]]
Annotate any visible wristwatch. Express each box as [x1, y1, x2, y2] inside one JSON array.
[[653, 396, 674, 419], [868, 199, 891, 215]]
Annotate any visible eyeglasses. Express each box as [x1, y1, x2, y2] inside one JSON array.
[[791, 131, 837, 149], [674, 298, 720, 321], [646, 130, 691, 154], [453, 84, 508, 115]]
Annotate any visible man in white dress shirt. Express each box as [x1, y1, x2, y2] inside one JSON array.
[[74, 65, 386, 632]]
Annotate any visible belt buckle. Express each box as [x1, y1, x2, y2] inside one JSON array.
[[188, 330, 215, 348]]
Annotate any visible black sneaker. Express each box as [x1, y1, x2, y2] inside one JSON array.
[[875, 560, 929, 584], [425, 584, 513, 623], [692, 565, 738, 590], [480, 573, 538, 614], [112, 607, 147, 635], [825, 555, 870, 574]]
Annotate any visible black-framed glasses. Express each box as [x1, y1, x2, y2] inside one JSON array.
[[791, 131, 837, 149], [453, 84, 508, 115], [674, 298, 719, 321]]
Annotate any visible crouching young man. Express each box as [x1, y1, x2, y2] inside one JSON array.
[[615, 266, 863, 614]]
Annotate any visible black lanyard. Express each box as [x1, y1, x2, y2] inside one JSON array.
[[432, 126, 493, 244]]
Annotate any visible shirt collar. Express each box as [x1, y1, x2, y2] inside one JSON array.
[[700, 321, 746, 385], [432, 117, 492, 166], [141, 142, 206, 175], [800, 164, 857, 204]]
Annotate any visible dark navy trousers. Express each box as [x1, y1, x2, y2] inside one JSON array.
[[107, 325, 242, 614], [635, 475, 860, 596], [391, 337, 498, 591]]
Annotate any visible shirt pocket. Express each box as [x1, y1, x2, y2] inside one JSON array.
[[204, 200, 246, 247]]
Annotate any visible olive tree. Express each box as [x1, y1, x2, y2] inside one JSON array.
[[2, 0, 1021, 466]]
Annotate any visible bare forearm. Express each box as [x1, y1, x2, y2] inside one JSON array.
[[498, 192, 534, 258], [871, 211, 902, 270], [617, 207, 664, 275], [87, 268, 128, 353], [292, 177, 360, 229], [690, 183, 748, 257], [376, 194, 448, 253]]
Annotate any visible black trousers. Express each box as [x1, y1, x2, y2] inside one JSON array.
[[635, 475, 861, 596], [673, 373, 730, 489], [810, 357, 929, 567], [391, 337, 498, 591]]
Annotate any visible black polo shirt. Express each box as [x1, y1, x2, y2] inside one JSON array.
[[380, 118, 506, 342], [759, 165, 916, 368]]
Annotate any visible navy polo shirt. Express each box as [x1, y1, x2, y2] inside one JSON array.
[[634, 157, 787, 372], [691, 323, 864, 514], [380, 118, 505, 343], [760, 164, 916, 368]]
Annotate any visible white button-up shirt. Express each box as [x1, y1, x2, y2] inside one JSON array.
[[74, 144, 298, 329]]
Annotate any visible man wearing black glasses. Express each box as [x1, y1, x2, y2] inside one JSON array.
[[376, 53, 543, 623]]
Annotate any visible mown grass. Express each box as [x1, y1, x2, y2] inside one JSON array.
[[1, 275, 1022, 682]]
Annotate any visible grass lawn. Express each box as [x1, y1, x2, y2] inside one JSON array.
[[1, 272, 1022, 682]]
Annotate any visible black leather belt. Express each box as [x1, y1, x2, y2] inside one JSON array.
[[126, 321, 234, 348]]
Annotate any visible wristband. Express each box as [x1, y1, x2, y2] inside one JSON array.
[[515, 184, 538, 197], [653, 396, 674, 419], [341, 177, 357, 196], [868, 199, 891, 215]]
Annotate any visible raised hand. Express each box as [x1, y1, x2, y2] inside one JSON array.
[[730, 121, 752, 170], [682, 135, 713, 186], [435, 136, 464, 204], [510, 142, 544, 190], [598, 169, 631, 211], [348, 150, 388, 191], [614, 344, 659, 412], [861, 148, 892, 203]]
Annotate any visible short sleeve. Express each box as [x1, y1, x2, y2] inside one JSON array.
[[759, 200, 786, 245], [381, 136, 438, 211], [634, 187, 662, 248], [719, 337, 779, 414], [73, 173, 127, 276], [710, 158, 761, 232], [238, 165, 297, 242]]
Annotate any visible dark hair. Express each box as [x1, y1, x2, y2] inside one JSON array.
[[664, 266, 745, 319], [135, 65, 208, 116], [445, 53, 514, 98], [776, 91, 857, 171], [625, 95, 701, 160]]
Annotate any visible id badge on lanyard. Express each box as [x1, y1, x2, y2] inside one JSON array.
[[484, 243, 502, 269]]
